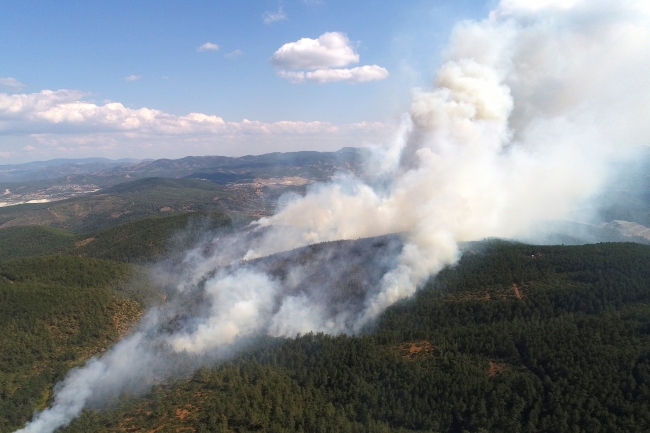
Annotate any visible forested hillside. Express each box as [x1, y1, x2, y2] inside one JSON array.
[[0, 226, 75, 262], [0, 210, 234, 432], [2, 164, 650, 433], [46, 241, 650, 433], [0, 212, 232, 263], [0, 256, 148, 432]]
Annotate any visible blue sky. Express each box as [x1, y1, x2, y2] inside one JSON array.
[[0, 0, 493, 163]]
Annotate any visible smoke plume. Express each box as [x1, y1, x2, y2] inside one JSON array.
[[15, 0, 650, 432]]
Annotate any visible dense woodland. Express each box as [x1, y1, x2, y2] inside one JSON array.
[[1, 172, 650, 433], [2, 240, 646, 432], [0, 256, 144, 431], [0, 212, 232, 264], [0, 153, 648, 433]]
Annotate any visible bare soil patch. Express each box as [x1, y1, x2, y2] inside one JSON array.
[[75, 237, 95, 247], [175, 408, 190, 420], [396, 341, 436, 360], [489, 361, 508, 377]]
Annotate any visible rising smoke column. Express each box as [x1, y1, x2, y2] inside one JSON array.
[[15, 0, 650, 432], [246, 0, 650, 329]]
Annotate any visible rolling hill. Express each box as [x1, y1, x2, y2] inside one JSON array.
[[0, 148, 367, 209], [1, 148, 650, 433], [0, 178, 229, 233], [0, 211, 232, 264], [0, 256, 148, 432], [52, 240, 650, 433], [3, 208, 650, 433]]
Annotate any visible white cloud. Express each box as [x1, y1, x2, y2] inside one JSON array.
[[263, 7, 286, 24], [0, 77, 26, 88], [271, 32, 389, 84], [275, 71, 306, 83], [225, 49, 244, 58], [124, 75, 141, 82], [271, 32, 359, 70], [0, 89, 390, 161], [279, 65, 389, 84], [197, 42, 220, 52]]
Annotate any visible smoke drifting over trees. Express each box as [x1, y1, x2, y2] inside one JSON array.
[[15, 0, 650, 432]]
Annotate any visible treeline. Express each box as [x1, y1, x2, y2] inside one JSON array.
[[56, 241, 650, 433]]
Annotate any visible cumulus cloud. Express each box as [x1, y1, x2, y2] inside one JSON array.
[[124, 75, 141, 82], [272, 32, 388, 84], [278, 65, 389, 83], [0, 77, 26, 89], [0, 90, 372, 135], [0, 89, 389, 160], [263, 6, 286, 24], [271, 32, 358, 70], [197, 42, 219, 52]]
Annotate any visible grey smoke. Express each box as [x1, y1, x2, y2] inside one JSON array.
[[15, 0, 650, 432]]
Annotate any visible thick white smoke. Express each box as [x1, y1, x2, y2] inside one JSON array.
[[16, 0, 650, 432]]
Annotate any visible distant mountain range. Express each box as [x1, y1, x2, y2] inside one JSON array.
[[1, 147, 649, 245], [0, 148, 371, 217], [0, 158, 142, 183], [0, 148, 368, 185], [0, 157, 141, 170]]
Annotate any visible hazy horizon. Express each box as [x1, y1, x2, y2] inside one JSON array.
[[0, 0, 492, 164]]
